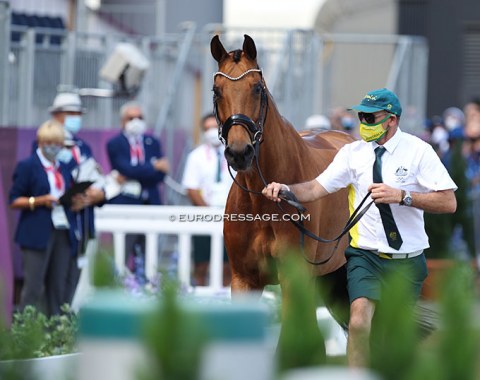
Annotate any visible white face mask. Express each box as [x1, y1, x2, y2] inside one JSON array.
[[125, 118, 146, 137], [204, 128, 221, 147], [444, 116, 461, 131]]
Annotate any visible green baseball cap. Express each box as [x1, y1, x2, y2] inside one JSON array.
[[349, 88, 402, 116]]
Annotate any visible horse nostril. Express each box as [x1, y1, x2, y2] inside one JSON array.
[[224, 144, 255, 171], [244, 144, 254, 160], [224, 146, 234, 161]]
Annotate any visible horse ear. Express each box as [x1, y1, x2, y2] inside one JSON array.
[[211, 35, 228, 63], [243, 34, 257, 61]]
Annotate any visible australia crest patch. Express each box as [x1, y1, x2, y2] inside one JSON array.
[[395, 166, 408, 182]]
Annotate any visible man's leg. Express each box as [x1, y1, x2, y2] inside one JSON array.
[[347, 296, 376, 367], [192, 235, 211, 286]]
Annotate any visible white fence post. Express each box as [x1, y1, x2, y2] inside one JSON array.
[[94, 205, 226, 293], [113, 232, 126, 277]]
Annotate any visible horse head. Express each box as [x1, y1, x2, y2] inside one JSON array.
[[210, 34, 268, 171]]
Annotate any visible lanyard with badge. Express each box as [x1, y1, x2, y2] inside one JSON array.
[[44, 165, 70, 229]]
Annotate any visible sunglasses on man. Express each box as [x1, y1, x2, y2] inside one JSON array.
[[358, 112, 393, 124]]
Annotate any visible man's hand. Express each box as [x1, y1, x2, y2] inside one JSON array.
[[262, 182, 289, 203], [114, 172, 127, 185], [368, 183, 402, 205], [36, 194, 58, 208], [70, 187, 106, 211], [71, 193, 89, 211], [153, 157, 170, 173]]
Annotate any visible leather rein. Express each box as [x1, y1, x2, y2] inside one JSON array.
[[213, 68, 374, 265]]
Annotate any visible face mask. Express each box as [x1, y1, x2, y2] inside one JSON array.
[[341, 116, 355, 130], [359, 115, 391, 142], [56, 147, 73, 163], [125, 118, 146, 137], [204, 128, 221, 147], [42, 144, 62, 162], [444, 116, 461, 131], [64, 115, 82, 134]]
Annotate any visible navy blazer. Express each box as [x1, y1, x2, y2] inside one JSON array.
[[9, 153, 79, 256], [107, 133, 166, 205], [33, 136, 98, 251]]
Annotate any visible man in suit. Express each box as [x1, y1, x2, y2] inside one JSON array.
[[49, 91, 105, 254], [107, 101, 169, 205], [106, 101, 169, 274]]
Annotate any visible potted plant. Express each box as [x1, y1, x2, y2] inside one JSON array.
[[0, 305, 79, 380]]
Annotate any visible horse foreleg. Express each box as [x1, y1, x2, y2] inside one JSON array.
[[230, 270, 264, 300]]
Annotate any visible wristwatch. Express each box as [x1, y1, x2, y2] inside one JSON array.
[[400, 190, 413, 206]]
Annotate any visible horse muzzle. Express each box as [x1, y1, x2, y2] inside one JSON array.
[[224, 143, 255, 171]]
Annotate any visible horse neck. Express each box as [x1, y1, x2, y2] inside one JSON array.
[[247, 96, 312, 186]]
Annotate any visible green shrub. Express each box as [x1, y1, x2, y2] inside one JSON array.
[[0, 305, 78, 360]]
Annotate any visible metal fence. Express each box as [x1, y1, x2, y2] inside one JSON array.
[[0, 4, 429, 179]]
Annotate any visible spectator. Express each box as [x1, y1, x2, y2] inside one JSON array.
[[429, 115, 450, 162], [464, 99, 480, 194], [304, 114, 331, 131], [106, 101, 169, 274], [425, 107, 475, 260], [182, 113, 232, 286], [9, 120, 80, 316], [49, 91, 106, 255], [330, 107, 359, 138]]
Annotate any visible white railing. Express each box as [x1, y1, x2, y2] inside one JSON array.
[[94, 204, 226, 292]]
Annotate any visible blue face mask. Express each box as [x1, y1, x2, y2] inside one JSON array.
[[42, 144, 62, 162], [341, 116, 355, 130], [56, 147, 73, 163], [64, 115, 82, 134]]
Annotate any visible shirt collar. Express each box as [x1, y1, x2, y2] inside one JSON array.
[[124, 133, 143, 145], [373, 128, 403, 154]]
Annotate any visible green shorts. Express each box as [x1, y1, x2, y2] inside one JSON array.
[[345, 246, 428, 303]]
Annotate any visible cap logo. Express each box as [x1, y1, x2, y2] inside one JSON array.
[[364, 94, 378, 101], [387, 104, 392, 110]]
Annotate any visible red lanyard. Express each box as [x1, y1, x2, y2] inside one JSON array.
[[130, 141, 144, 163], [44, 165, 64, 190], [72, 146, 81, 164]]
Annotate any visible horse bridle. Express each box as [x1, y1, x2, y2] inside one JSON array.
[[213, 68, 268, 148], [212, 67, 374, 265]]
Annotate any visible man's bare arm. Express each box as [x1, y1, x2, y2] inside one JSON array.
[[262, 179, 329, 203]]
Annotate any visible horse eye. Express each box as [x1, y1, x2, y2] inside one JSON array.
[[253, 82, 263, 95]]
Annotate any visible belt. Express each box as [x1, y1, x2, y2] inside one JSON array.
[[375, 250, 423, 260]]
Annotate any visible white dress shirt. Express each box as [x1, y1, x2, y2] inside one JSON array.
[[316, 129, 457, 254]]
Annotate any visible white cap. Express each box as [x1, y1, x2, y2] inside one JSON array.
[[305, 114, 331, 131], [49, 92, 86, 114]]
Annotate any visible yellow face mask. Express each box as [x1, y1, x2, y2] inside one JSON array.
[[359, 114, 391, 142]]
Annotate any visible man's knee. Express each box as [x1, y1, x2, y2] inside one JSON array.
[[349, 297, 375, 334], [349, 313, 371, 335]]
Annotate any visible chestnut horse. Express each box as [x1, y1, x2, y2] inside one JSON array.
[[211, 34, 354, 352]]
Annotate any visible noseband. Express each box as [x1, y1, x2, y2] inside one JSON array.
[[213, 68, 268, 147]]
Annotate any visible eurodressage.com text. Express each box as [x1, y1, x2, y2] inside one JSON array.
[[169, 213, 311, 222]]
